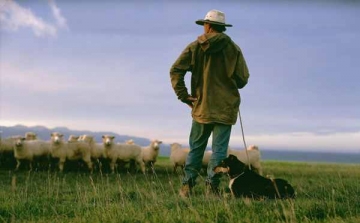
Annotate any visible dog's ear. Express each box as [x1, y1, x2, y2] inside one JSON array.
[[229, 154, 237, 160]]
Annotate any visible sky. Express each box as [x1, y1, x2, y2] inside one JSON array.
[[0, 0, 359, 153]]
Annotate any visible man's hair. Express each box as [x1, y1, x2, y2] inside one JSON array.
[[210, 24, 226, 33]]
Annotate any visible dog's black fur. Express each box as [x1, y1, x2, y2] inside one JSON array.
[[214, 155, 295, 199]]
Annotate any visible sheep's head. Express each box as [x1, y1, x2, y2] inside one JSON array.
[[14, 137, 26, 147], [25, 132, 37, 140], [51, 132, 64, 144], [247, 145, 259, 151], [68, 135, 80, 142], [170, 143, 182, 152], [102, 135, 115, 146], [80, 135, 94, 143], [125, 139, 134, 145], [151, 140, 163, 151]]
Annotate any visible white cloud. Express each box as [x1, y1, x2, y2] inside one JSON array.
[[0, 0, 67, 37], [48, 0, 67, 29]]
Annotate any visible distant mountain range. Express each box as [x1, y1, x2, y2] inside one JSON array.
[[3, 125, 358, 164], [0, 125, 172, 156]]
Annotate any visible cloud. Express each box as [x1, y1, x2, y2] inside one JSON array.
[[48, 0, 67, 29], [0, 0, 67, 37]]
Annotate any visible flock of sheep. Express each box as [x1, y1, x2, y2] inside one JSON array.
[[0, 132, 262, 175]]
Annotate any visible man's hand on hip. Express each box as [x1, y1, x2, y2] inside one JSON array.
[[183, 96, 197, 108]]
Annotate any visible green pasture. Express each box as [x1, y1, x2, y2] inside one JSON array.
[[0, 157, 359, 223]]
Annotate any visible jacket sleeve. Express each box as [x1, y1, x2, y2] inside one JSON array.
[[170, 44, 193, 102], [233, 49, 250, 89]]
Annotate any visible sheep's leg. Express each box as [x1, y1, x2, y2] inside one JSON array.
[[59, 158, 66, 172], [110, 159, 116, 173], [88, 161, 93, 173], [95, 158, 102, 172], [83, 156, 93, 173], [150, 161, 156, 174], [29, 160, 33, 172], [84, 160, 93, 173], [15, 159, 21, 171], [136, 157, 146, 174]]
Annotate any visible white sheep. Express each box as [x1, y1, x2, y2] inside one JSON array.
[[102, 135, 145, 174], [79, 135, 105, 159], [68, 135, 80, 142], [141, 139, 162, 173], [63, 134, 93, 172], [125, 139, 135, 145], [0, 135, 22, 169], [228, 145, 262, 175], [79, 135, 106, 171], [13, 137, 51, 171], [0, 136, 22, 153], [50, 132, 93, 172], [169, 143, 213, 173], [169, 143, 189, 173]]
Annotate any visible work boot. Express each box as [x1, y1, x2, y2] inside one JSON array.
[[179, 184, 191, 198]]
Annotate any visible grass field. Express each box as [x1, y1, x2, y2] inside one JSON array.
[[0, 157, 359, 223]]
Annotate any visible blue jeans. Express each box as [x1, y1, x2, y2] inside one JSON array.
[[182, 120, 232, 188]]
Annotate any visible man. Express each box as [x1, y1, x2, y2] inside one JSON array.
[[170, 9, 250, 198]]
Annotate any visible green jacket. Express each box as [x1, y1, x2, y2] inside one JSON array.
[[170, 33, 249, 125]]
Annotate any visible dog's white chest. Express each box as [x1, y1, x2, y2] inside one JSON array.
[[229, 178, 235, 189], [228, 173, 244, 196], [229, 178, 235, 194]]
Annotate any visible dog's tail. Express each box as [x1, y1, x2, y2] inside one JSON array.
[[284, 183, 296, 199], [271, 179, 296, 199]]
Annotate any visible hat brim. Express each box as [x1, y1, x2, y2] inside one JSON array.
[[195, 19, 232, 27]]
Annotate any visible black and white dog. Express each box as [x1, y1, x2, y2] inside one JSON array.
[[214, 155, 295, 199]]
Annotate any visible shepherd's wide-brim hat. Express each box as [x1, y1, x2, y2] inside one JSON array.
[[195, 9, 232, 27]]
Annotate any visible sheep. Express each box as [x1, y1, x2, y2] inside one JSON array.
[[125, 139, 135, 145], [50, 132, 93, 172], [79, 135, 106, 171], [169, 143, 189, 173], [116, 139, 139, 172], [169, 143, 210, 173], [141, 140, 162, 173], [102, 135, 145, 174], [0, 135, 22, 169], [64, 134, 94, 172], [0, 136, 22, 153], [169, 143, 214, 173], [79, 135, 105, 159], [228, 145, 262, 175], [49, 132, 69, 171], [25, 132, 38, 140], [13, 137, 51, 171], [68, 135, 80, 142]]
